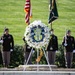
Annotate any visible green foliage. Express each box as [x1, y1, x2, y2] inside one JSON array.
[[0, 45, 75, 68], [10, 45, 24, 67], [55, 45, 65, 67]]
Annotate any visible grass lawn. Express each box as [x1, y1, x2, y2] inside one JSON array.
[[0, 0, 75, 45]]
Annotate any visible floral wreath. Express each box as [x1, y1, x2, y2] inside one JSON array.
[[24, 20, 50, 49]]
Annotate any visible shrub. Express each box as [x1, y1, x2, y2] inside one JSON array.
[[0, 45, 75, 68], [55, 45, 65, 67], [10, 45, 24, 67]]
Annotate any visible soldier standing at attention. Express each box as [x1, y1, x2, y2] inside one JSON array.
[[62, 30, 75, 68], [23, 37, 32, 64], [47, 29, 58, 65], [1, 28, 14, 67]]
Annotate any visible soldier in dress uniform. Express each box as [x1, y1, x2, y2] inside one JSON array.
[[23, 37, 32, 64], [47, 29, 58, 65], [0, 28, 14, 67], [62, 30, 75, 68]]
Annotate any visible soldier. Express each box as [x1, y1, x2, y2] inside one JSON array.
[[47, 29, 58, 65], [1, 28, 14, 67], [62, 30, 74, 68], [23, 37, 32, 64]]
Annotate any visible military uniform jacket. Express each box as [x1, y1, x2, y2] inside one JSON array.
[[23, 37, 33, 52], [23, 37, 35, 52], [47, 34, 58, 51], [25, 43, 35, 52], [62, 35, 74, 52], [25, 44, 32, 52], [1, 34, 14, 51]]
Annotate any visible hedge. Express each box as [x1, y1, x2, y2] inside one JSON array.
[[0, 45, 75, 68]]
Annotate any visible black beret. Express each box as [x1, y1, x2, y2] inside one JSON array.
[[4, 28, 9, 32], [66, 30, 71, 34]]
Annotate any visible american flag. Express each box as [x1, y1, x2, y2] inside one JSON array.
[[24, 0, 32, 25]]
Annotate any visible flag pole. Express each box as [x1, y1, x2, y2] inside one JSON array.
[[51, 22, 52, 30]]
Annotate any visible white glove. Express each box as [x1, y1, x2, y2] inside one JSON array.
[[56, 51, 58, 53], [0, 40, 3, 44], [73, 50, 75, 53], [64, 43, 67, 46], [32, 50, 35, 54], [10, 49, 13, 52]]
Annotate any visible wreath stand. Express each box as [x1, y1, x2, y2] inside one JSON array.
[[23, 47, 52, 71]]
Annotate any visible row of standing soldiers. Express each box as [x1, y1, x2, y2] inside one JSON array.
[[0, 28, 75, 68], [23, 29, 75, 68]]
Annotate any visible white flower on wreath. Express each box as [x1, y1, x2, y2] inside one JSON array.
[[24, 20, 50, 49]]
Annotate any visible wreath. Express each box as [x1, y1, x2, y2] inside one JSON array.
[[24, 20, 50, 49]]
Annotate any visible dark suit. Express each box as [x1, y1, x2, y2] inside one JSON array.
[[47, 34, 58, 65], [62, 35, 75, 68]]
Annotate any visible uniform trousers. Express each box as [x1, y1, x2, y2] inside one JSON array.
[[25, 52, 32, 64], [48, 51, 56, 65], [65, 52, 73, 68], [2, 51, 10, 67]]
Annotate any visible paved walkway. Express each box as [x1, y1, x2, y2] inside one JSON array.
[[0, 67, 75, 71]]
